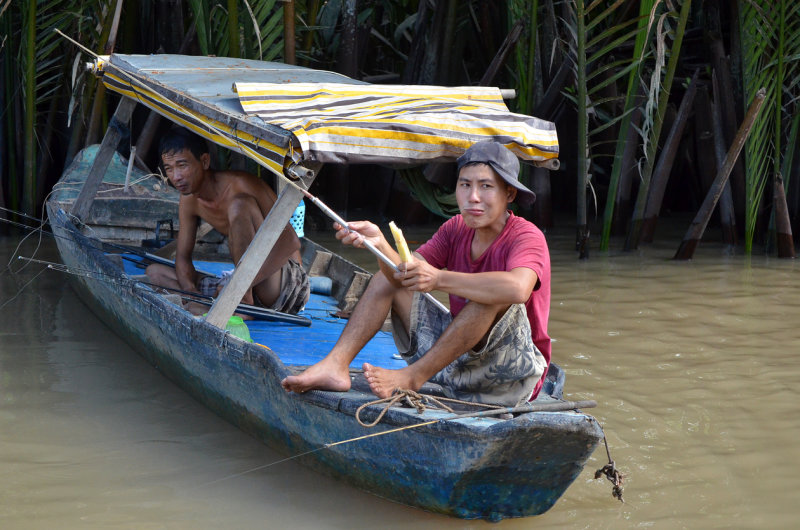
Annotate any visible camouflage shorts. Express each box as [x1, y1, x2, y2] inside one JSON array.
[[197, 259, 309, 315], [391, 293, 547, 407]]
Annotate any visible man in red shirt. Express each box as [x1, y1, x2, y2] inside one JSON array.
[[282, 141, 550, 406]]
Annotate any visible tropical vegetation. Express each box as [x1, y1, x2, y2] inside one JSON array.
[[1, 0, 798, 258]]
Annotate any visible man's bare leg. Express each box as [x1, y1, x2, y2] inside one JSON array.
[[145, 263, 182, 291], [363, 301, 507, 398], [281, 272, 412, 393]]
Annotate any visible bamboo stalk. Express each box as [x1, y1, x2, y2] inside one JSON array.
[[23, 0, 36, 215], [641, 70, 700, 243], [709, 28, 746, 223], [710, 73, 737, 245], [479, 18, 525, 86], [576, 0, 589, 259], [626, 0, 692, 251], [674, 88, 766, 260], [85, 0, 124, 146], [599, 0, 655, 250], [227, 0, 240, 58], [283, 0, 295, 65], [773, 173, 795, 258]]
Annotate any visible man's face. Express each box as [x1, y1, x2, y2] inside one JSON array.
[[161, 148, 208, 195], [455, 163, 516, 230]]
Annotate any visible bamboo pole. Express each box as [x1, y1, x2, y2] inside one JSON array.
[[708, 32, 746, 223], [478, 18, 524, 86], [283, 0, 295, 65], [227, 0, 240, 58], [710, 72, 737, 245], [674, 88, 766, 260], [576, 0, 589, 259], [626, 0, 692, 251], [85, 0, 124, 147], [641, 70, 700, 243], [773, 173, 795, 258], [23, 0, 36, 215]]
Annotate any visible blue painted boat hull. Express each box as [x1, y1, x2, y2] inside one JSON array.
[[47, 205, 603, 520]]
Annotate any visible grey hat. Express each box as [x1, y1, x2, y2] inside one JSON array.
[[456, 141, 536, 205]]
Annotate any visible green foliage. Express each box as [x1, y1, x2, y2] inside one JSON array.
[[187, 0, 284, 61], [739, 0, 800, 253], [561, 0, 673, 251], [1, 0, 109, 214], [600, 0, 657, 249]]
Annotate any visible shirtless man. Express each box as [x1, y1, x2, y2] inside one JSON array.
[[281, 141, 551, 406], [146, 128, 309, 315]]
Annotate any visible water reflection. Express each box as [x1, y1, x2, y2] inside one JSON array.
[[1, 231, 798, 528]]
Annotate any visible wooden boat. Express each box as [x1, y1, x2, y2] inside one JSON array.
[[46, 54, 603, 521]]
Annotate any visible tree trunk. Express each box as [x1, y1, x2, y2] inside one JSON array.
[[23, 0, 36, 215], [641, 70, 699, 243], [284, 0, 296, 64], [710, 75, 737, 245], [675, 88, 765, 260], [337, 0, 358, 78], [773, 173, 795, 258]]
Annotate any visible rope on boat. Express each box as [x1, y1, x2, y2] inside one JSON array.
[[595, 434, 625, 503], [355, 389, 500, 427]]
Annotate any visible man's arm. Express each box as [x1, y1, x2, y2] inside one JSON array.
[[333, 221, 406, 285], [174, 197, 199, 291], [398, 260, 538, 306]]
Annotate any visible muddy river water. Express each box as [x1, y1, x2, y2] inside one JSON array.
[[1, 226, 797, 528]]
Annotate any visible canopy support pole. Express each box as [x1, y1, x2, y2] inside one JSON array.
[[72, 97, 137, 221], [205, 166, 316, 329]]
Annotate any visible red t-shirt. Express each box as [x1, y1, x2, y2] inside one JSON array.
[[416, 212, 551, 396]]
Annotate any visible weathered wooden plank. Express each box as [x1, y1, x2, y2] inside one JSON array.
[[675, 89, 765, 260], [308, 250, 333, 277], [72, 97, 137, 221], [206, 177, 311, 329]]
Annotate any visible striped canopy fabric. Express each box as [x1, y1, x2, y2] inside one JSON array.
[[234, 83, 559, 166], [95, 55, 558, 178]]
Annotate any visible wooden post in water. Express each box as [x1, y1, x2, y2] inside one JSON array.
[[773, 173, 796, 258], [641, 70, 699, 243], [674, 88, 766, 260], [710, 72, 737, 246]]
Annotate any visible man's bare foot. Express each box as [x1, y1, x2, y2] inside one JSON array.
[[281, 357, 352, 393], [362, 363, 421, 399]]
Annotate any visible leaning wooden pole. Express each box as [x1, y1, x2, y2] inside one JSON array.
[[773, 173, 795, 258], [641, 70, 700, 243], [710, 70, 737, 245], [674, 88, 766, 260]]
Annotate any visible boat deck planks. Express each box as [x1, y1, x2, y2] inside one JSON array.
[[120, 255, 407, 371]]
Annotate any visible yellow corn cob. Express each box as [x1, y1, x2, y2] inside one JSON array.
[[389, 221, 413, 262]]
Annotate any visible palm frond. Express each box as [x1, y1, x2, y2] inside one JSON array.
[[739, 0, 800, 253]]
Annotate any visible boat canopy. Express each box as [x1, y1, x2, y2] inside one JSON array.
[[95, 54, 559, 177]]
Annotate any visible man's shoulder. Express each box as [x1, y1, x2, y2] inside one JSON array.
[[215, 169, 260, 185], [507, 213, 544, 237]]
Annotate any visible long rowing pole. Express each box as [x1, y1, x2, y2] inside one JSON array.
[[17, 256, 312, 326], [291, 187, 450, 314]]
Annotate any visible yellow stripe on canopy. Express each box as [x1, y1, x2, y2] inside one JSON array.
[[234, 83, 559, 166]]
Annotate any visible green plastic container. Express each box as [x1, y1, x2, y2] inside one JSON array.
[[225, 315, 253, 342]]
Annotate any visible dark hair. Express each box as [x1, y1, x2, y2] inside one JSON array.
[[159, 128, 208, 160]]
